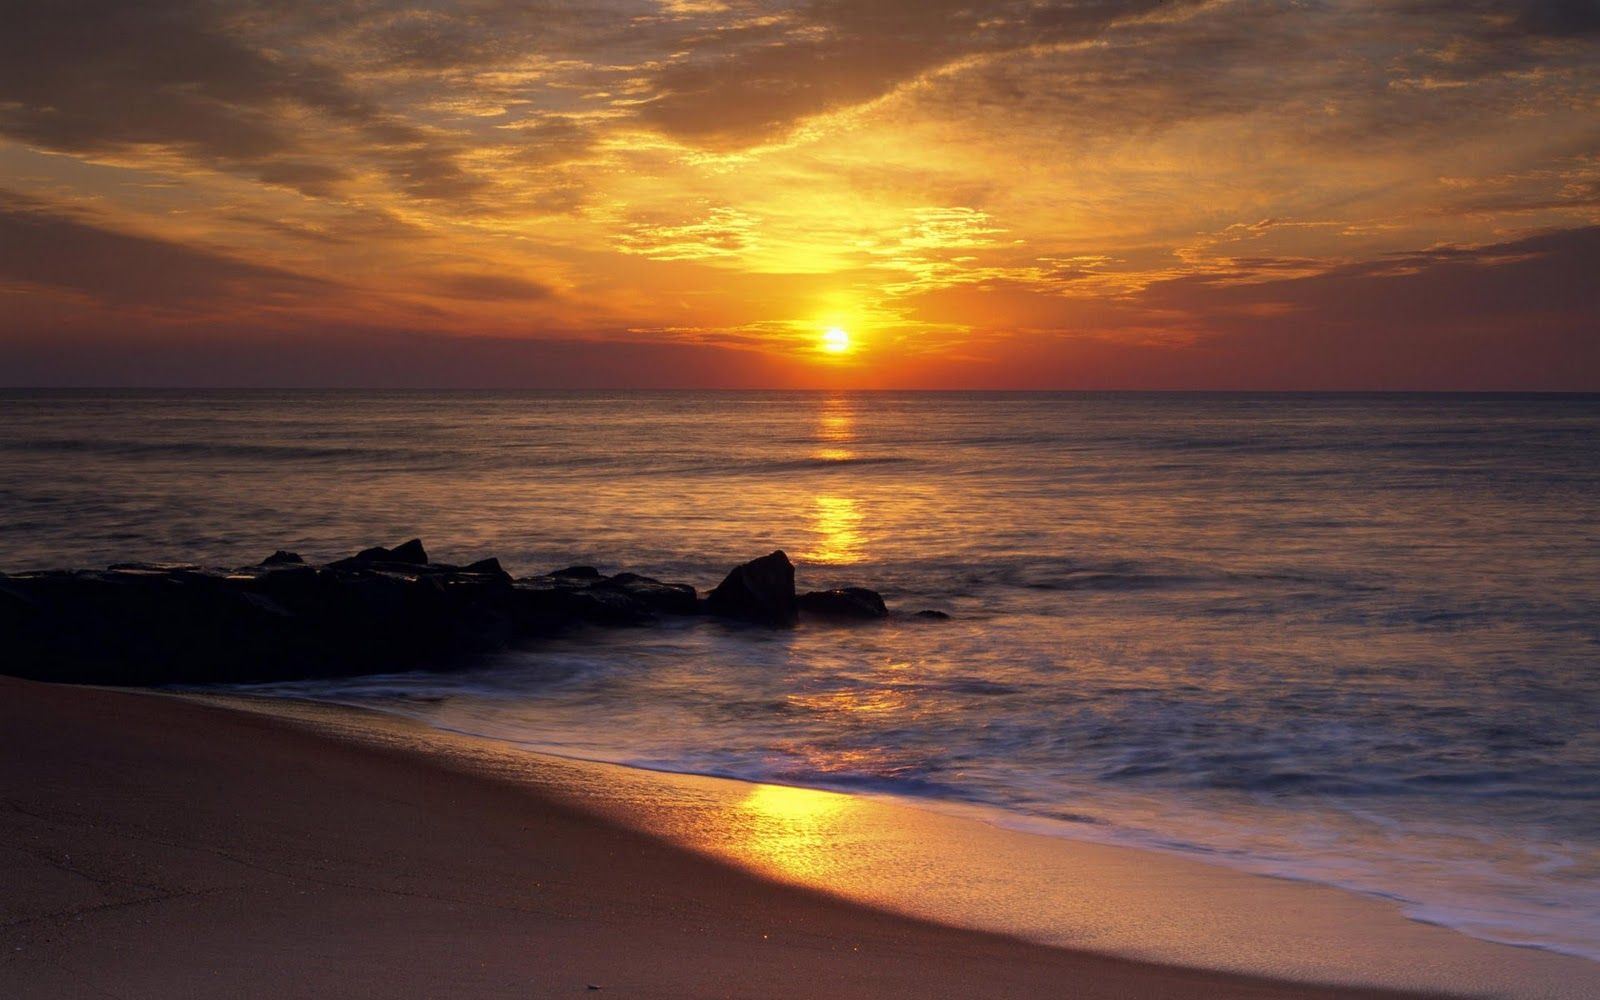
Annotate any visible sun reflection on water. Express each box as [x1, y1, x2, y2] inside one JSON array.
[[817, 395, 853, 441], [803, 396, 870, 565], [804, 494, 865, 565]]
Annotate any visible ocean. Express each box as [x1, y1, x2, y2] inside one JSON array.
[[2, 389, 1597, 960]]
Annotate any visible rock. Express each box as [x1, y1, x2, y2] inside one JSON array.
[[106, 562, 207, 574], [914, 609, 951, 620], [569, 587, 653, 625], [706, 551, 797, 626], [240, 563, 321, 605], [509, 578, 648, 629], [798, 587, 887, 620], [603, 572, 698, 615], [550, 565, 602, 580], [388, 538, 429, 565], [328, 539, 428, 571], [0, 541, 904, 685]]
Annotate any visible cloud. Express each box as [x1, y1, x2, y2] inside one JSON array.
[[0, 324, 797, 389], [1117, 224, 1600, 387], [0, 1, 366, 191], [1403, 1, 1600, 40], [1145, 224, 1600, 319], [0, 190, 331, 306], [635, 0, 1196, 147], [0, 0, 489, 200], [617, 207, 761, 260], [430, 272, 555, 301]]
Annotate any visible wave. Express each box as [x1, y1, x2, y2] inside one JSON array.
[[751, 455, 914, 472], [0, 436, 436, 464], [238, 686, 1600, 966]]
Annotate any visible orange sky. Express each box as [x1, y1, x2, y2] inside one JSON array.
[[1, 0, 1597, 388]]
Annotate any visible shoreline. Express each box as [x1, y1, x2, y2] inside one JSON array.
[[177, 689, 1600, 1000], [0, 676, 1441, 1000], [2, 679, 1592, 999]]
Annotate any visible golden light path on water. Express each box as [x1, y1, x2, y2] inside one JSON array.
[[803, 396, 868, 566]]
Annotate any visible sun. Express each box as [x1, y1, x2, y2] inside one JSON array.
[[820, 327, 851, 354]]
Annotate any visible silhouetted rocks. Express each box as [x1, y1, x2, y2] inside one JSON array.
[[464, 557, 508, 579], [603, 572, 699, 615], [914, 609, 952, 620], [389, 538, 429, 565], [328, 538, 429, 571], [550, 565, 602, 580], [705, 550, 798, 626], [798, 587, 888, 620], [0, 542, 908, 687]]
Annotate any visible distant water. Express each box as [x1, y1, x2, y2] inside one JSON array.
[[3, 390, 1598, 960]]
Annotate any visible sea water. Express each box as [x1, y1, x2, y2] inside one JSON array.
[[2, 389, 1597, 959]]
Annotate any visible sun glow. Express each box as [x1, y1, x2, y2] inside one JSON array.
[[821, 327, 852, 354]]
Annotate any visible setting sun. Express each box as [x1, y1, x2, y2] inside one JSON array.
[[821, 328, 852, 354]]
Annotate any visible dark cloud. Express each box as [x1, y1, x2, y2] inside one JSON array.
[[1147, 225, 1600, 318], [1511, 0, 1600, 36], [0, 0, 484, 199], [431, 272, 555, 301], [506, 117, 601, 168], [1403, 0, 1600, 39], [223, 206, 426, 245], [1120, 225, 1600, 388], [888, 225, 1600, 389], [0, 0, 365, 191], [1384, 0, 1600, 92], [638, 0, 1195, 146], [0, 190, 331, 306], [0, 324, 795, 389]]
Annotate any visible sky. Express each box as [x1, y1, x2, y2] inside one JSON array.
[[1, 0, 1597, 389]]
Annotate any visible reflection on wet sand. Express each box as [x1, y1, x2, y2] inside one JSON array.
[[728, 783, 860, 882]]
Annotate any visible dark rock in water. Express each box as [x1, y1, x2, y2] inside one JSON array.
[[914, 609, 952, 620], [551, 565, 602, 580], [463, 557, 507, 577], [798, 587, 888, 620], [603, 572, 698, 615], [510, 577, 650, 628], [0, 543, 909, 686], [106, 562, 207, 574], [388, 538, 429, 565], [706, 550, 797, 626], [571, 587, 654, 625], [328, 539, 429, 571]]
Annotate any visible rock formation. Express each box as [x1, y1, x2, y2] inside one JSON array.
[[0, 542, 908, 686]]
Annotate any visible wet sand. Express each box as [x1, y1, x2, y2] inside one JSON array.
[[0, 677, 1501, 999]]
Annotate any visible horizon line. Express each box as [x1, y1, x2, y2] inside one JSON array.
[[4, 386, 1599, 395]]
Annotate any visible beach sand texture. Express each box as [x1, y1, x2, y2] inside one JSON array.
[[0, 676, 1457, 1000]]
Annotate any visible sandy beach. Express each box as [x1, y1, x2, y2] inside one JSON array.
[[0, 676, 1468, 1000]]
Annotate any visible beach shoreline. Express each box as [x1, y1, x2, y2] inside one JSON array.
[[3, 677, 1594, 1000]]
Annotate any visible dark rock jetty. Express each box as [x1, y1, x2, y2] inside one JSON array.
[[0, 542, 896, 687]]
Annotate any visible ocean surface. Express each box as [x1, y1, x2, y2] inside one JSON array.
[[3, 390, 1598, 960]]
